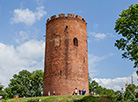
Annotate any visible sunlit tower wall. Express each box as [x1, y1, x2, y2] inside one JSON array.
[[43, 13, 89, 96]]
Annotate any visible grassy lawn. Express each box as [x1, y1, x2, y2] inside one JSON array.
[[2, 95, 113, 102]]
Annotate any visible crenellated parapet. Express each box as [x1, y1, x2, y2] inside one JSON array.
[[46, 13, 86, 24]]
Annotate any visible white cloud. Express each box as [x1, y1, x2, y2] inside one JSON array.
[[11, 6, 47, 26], [92, 71, 136, 92], [89, 54, 106, 68], [35, 0, 45, 5], [90, 32, 115, 40], [91, 72, 138, 91], [0, 40, 45, 87], [35, 6, 46, 20], [17, 40, 44, 59], [93, 77, 128, 91], [93, 24, 99, 29], [95, 33, 106, 39], [15, 31, 29, 43], [90, 32, 106, 40], [89, 53, 114, 77]]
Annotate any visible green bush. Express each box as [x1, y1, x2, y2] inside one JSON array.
[[27, 99, 39, 102], [74, 95, 112, 102]]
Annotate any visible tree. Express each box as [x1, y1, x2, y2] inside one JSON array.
[[0, 84, 4, 96], [124, 84, 138, 101], [114, 4, 138, 68], [89, 80, 99, 93], [89, 80, 115, 97], [4, 87, 12, 98], [30, 70, 44, 96], [0, 84, 3, 92], [8, 70, 44, 98], [113, 84, 138, 102], [8, 70, 31, 97], [89, 80, 117, 97], [0, 84, 8, 99]]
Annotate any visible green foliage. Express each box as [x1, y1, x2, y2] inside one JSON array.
[[1, 99, 7, 102], [89, 80, 115, 97], [0, 84, 4, 97], [113, 84, 138, 102], [27, 99, 39, 102], [30, 70, 44, 96], [7, 70, 44, 98], [0, 84, 8, 99], [74, 95, 112, 102], [89, 80, 98, 93], [4, 87, 13, 98], [114, 4, 138, 68], [8, 70, 32, 97], [0, 84, 3, 91]]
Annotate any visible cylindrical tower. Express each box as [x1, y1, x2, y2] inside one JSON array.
[[43, 13, 89, 96]]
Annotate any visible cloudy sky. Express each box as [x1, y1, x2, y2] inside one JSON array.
[[0, 0, 138, 91]]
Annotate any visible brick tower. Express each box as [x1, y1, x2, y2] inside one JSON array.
[[43, 13, 89, 96]]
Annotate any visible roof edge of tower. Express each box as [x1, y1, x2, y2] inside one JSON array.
[[46, 13, 87, 24]]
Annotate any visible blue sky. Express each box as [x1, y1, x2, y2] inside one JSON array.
[[0, 0, 138, 91]]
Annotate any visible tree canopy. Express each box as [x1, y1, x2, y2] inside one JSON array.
[[114, 84, 138, 102], [89, 80, 115, 97], [0, 83, 7, 99], [114, 4, 138, 68], [7, 70, 44, 98]]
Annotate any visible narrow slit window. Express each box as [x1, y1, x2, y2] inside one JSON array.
[[83, 57, 85, 63], [60, 70, 62, 76], [73, 37, 78, 46]]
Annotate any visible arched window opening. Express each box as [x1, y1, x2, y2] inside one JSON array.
[[73, 37, 78, 46]]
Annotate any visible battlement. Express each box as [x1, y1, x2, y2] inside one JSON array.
[[46, 13, 86, 24]]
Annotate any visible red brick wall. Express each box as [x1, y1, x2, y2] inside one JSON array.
[[43, 14, 89, 96]]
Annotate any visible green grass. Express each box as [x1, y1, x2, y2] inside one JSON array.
[[2, 95, 113, 102]]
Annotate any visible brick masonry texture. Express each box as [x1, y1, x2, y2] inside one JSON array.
[[43, 13, 89, 96]]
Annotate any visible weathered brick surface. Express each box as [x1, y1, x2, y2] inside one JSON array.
[[43, 14, 89, 96]]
